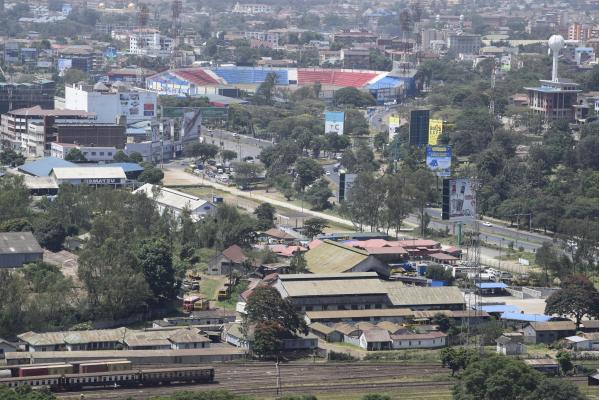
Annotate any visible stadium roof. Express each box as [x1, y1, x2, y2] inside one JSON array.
[[18, 157, 76, 176]]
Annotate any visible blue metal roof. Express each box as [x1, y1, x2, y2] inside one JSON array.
[[18, 157, 76, 176], [368, 76, 405, 90], [475, 282, 508, 289], [500, 312, 552, 322], [480, 305, 520, 313]]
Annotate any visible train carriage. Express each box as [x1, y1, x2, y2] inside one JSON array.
[[141, 366, 214, 385]]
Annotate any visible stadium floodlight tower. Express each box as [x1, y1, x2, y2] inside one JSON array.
[[548, 34, 565, 83]]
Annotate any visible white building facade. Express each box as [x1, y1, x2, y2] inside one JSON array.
[[129, 30, 174, 58], [65, 83, 158, 124]]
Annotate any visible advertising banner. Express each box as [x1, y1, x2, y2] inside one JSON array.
[[426, 145, 452, 177], [388, 115, 400, 139], [442, 178, 477, 221], [57, 58, 72, 72], [428, 119, 443, 145], [325, 111, 345, 135]]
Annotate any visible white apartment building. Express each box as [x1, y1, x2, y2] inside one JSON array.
[[65, 82, 157, 124], [129, 29, 174, 59], [50, 142, 118, 162]]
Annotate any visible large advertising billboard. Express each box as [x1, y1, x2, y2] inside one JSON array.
[[409, 109, 429, 147], [325, 111, 345, 135], [428, 119, 443, 145], [442, 178, 477, 221], [426, 145, 452, 177], [388, 115, 400, 139]]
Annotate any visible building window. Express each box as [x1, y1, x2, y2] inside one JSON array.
[[100, 152, 104, 156], [108, 152, 113, 156], [91, 152, 96, 156]]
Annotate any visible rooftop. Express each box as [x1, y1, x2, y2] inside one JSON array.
[[383, 284, 465, 307], [18, 157, 76, 177], [305, 308, 413, 320], [133, 184, 212, 211], [500, 313, 552, 322], [529, 321, 576, 331], [0, 232, 43, 255], [6, 105, 94, 118], [304, 240, 370, 274], [51, 167, 126, 180]]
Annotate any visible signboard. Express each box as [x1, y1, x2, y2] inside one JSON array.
[[338, 171, 357, 203], [426, 145, 452, 177], [120, 93, 140, 116], [84, 178, 119, 185], [428, 119, 443, 145], [409, 109, 429, 147], [162, 107, 228, 120], [518, 258, 530, 266], [57, 58, 72, 72], [442, 178, 477, 221], [325, 111, 345, 135], [388, 115, 400, 139], [105, 47, 117, 58]]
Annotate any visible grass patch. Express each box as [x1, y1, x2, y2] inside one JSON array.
[[216, 280, 249, 310], [198, 276, 222, 300], [364, 349, 442, 362]]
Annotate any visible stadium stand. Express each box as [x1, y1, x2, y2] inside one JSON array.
[[211, 67, 289, 85], [174, 69, 221, 85], [297, 69, 380, 88]]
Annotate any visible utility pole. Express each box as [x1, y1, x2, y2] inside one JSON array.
[[275, 358, 282, 397]]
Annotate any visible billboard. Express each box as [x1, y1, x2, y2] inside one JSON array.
[[57, 58, 72, 72], [409, 109, 429, 146], [426, 145, 452, 177], [325, 111, 345, 135], [442, 178, 477, 221], [338, 171, 357, 203], [428, 119, 443, 145], [388, 115, 400, 139]]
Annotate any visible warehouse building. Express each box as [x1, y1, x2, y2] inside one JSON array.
[[50, 167, 126, 187], [0, 232, 44, 268], [134, 184, 216, 220], [273, 273, 465, 312]]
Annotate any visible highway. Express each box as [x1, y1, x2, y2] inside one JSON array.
[[200, 128, 272, 162]]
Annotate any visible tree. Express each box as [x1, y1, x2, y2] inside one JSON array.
[[304, 178, 332, 210], [525, 378, 587, 400], [64, 148, 87, 162], [440, 347, 476, 376], [220, 149, 238, 163], [113, 150, 130, 162], [555, 350, 573, 376], [252, 320, 285, 358], [244, 286, 307, 335], [535, 242, 561, 284], [63, 68, 89, 85], [0, 217, 32, 232], [289, 251, 308, 274], [274, 174, 295, 200], [254, 203, 276, 230], [545, 280, 598, 328], [432, 313, 451, 333], [138, 166, 164, 184], [333, 87, 376, 107], [185, 142, 219, 162], [134, 238, 177, 303], [426, 265, 453, 283], [254, 72, 278, 105], [303, 217, 328, 239], [294, 157, 323, 192], [128, 152, 144, 163], [33, 216, 66, 251], [0, 149, 25, 166], [454, 355, 539, 398], [233, 162, 264, 189], [362, 395, 391, 400]]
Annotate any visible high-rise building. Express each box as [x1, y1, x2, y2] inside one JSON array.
[[447, 34, 481, 56], [409, 109, 430, 147], [0, 80, 55, 115]]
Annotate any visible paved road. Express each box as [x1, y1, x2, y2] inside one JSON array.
[[200, 128, 272, 162]]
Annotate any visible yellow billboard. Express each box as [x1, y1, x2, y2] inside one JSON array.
[[388, 116, 400, 139], [428, 119, 443, 145]]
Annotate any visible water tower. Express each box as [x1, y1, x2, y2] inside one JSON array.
[[548, 34, 564, 82]]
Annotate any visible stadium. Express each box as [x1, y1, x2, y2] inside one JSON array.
[[145, 66, 417, 104]]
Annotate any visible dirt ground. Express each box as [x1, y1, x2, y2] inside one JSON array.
[[43, 249, 81, 285]]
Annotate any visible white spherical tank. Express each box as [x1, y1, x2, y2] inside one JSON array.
[[548, 35, 564, 52]]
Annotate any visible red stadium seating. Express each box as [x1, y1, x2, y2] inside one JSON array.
[[298, 69, 378, 88], [174, 69, 220, 85]]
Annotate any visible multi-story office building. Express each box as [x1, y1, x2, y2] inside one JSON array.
[[0, 80, 55, 114], [129, 29, 174, 59], [447, 34, 481, 56]]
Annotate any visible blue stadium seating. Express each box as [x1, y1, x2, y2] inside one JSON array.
[[211, 67, 289, 85]]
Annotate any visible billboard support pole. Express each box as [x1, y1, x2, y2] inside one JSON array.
[[456, 223, 462, 246]]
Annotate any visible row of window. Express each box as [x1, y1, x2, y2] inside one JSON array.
[[82, 151, 114, 157]]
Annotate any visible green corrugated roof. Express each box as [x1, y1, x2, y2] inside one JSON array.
[[304, 240, 369, 274]]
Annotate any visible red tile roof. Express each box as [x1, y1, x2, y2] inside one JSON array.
[[222, 244, 247, 264]]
